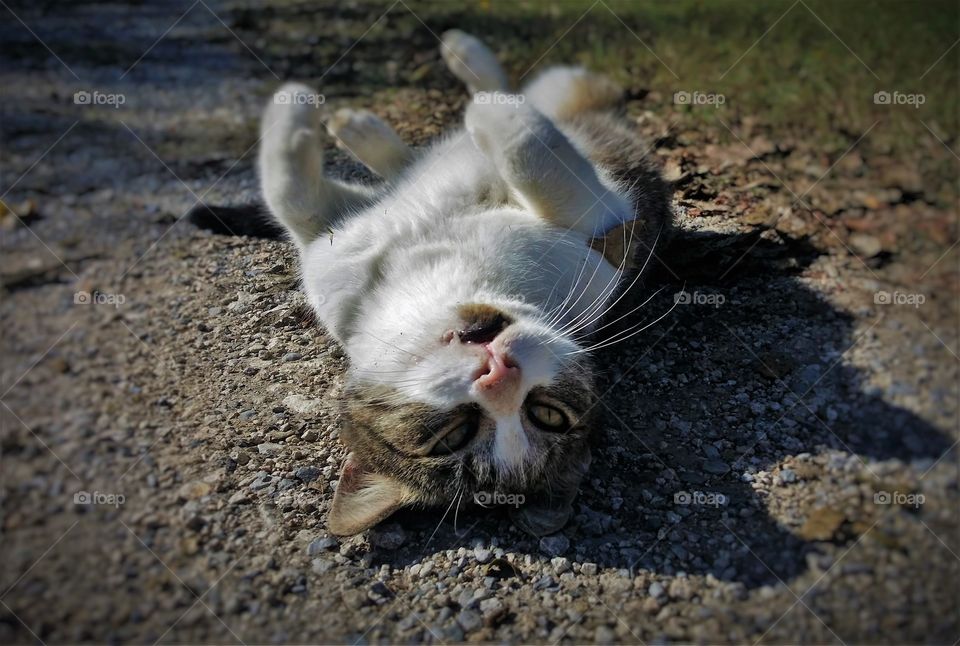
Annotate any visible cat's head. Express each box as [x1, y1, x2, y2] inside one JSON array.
[[329, 298, 598, 536]]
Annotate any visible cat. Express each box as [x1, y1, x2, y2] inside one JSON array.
[[256, 30, 672, 536]]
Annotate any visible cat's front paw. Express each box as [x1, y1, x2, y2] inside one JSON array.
[[464, 96, 540, 163], [259, 82, 328, 193], [327, 109, 402, 157], [326, 108, 411, 179], [260, 83, 324, 138], [440, 29, 508, 93]]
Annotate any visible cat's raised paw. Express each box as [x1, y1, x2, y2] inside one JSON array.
[[261, 82, 324, 139], [440, 29, 509, 93], [326, 108, 411, 179]]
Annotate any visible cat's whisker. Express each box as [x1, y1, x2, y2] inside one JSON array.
[[540, 228, 606, 329], [546, 217, 639, 341], [453, 486, 465, 533], [541, 255, 591, 330], [567, 285, 683, 355], [557, 221, 663, 341], [426, 483, 463, 547], [543, 184, 652, 340]]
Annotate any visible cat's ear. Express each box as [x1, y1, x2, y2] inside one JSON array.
[[328, 453, 408, 535], [509, 446, 591, 536]]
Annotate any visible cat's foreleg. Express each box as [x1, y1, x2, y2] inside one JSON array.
[[258, 83, 378, 250], [440, 30, 509, 93], [326, 108, 413, 181], [465, 98, 630, 238]]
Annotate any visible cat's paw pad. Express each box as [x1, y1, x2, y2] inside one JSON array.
[[441, 29, 508, 93], [326, 108, 402, 157]]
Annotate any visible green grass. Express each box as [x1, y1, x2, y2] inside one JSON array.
[[248, 0, 957, 163]]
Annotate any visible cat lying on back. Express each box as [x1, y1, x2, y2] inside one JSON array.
[[256, 30, 672, 536]]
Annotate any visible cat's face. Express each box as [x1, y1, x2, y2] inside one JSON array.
[[329, 297, 597, 536]]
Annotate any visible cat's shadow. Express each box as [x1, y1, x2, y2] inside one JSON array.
[[377, 228, 951, 589]]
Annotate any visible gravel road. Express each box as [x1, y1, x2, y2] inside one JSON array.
[[1, 1, 957, 643]]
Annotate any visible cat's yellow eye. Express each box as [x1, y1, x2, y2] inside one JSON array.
[[429, 416, 478, 455], [526, 403, 569, 431]]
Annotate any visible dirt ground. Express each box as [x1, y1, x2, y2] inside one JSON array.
[[1, 1, 958, 644]]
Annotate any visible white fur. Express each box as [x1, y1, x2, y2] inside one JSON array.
[[327, 108, 411, 180], [440, 30, 509, 93], [258, 39, 637, 475]]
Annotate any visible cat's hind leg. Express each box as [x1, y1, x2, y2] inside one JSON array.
[[258, 83, 378, 250], [326, 108, 413, 181], [440, 30, 509, 93], [521, 66, 623, 122], [465, 97, 630, 238]]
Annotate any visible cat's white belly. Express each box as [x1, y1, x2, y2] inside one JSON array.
[[304, 198, 619, 345]]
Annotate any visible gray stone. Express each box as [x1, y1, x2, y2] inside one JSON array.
[[703, 459, 729, 475], [539, 534, 570, 556], [551, 557, 571, 574], [294, 466, 321, 482], [779, 468, 797, 484], [282, 394, 324, 416], [456, 609, 483, 632], [474, 547, 493, 564], [311, 558, 335, 574], [307, 537, 338, 555], [257, 442, 282, 456], [249, 471, 273, 490], [479, 597, 505, 622]]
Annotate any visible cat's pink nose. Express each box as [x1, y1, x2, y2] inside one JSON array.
[[475, 345, 520, 393]]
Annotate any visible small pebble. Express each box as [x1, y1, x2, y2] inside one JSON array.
[[257, 442, 282, 456], [307, 537, 339, 555], [295, 466, 321, 482], [703, 459, 729, 475], [456, 609, 483, 632], [249, 472, 273, 490], [539, 534, 570, 556], [551, 557, 571, 574]]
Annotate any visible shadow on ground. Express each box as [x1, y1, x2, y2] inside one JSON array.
[[369, 230, 951, 588]]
